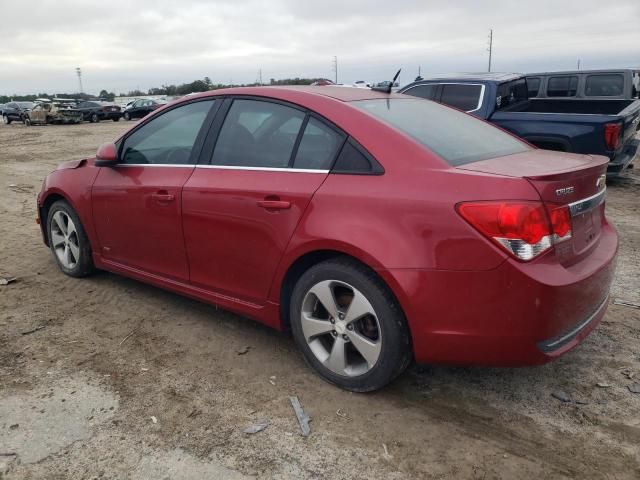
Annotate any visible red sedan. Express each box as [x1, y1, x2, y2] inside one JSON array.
[[37, 86, 618, 391]]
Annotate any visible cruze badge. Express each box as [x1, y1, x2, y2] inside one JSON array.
[[555, 186, 575, 196]]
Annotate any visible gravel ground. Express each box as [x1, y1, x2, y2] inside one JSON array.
[[0, 121, 639, 479]]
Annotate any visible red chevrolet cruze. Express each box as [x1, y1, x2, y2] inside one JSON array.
[[37, 86, 618, 391]]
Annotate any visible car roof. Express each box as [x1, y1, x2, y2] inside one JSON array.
[[413, 72, 523, 83], [527, 69, 636, 76], [189, 85, 407, 102]]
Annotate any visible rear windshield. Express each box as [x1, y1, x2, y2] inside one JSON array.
[[352, 98, 530, 166], [585, 74, 624, 97]]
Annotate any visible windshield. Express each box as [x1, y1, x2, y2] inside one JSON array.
[[352, 98, 530, 166], [17, 102, 35, 109], [496, 79, 528, 109]]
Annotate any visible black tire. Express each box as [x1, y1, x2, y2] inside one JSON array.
[[4, 115, 12, 125], [290, 257, 412, 392], [123, 112, 131, 121], [90, 112, 99, 123], [24, 117, 31, 126], [46, 200, 95, 278]]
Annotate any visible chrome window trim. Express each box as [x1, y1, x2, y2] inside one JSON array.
[[402, 82, 486, 113], [197, 165, 329, 173], [115, 164, 194, 168], [568, 187, 606, 217]]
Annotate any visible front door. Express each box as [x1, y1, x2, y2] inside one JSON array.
[[92, 99, 216, 281], [183, 98, 345, 303]]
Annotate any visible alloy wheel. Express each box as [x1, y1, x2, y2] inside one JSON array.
[[301, 280, 382, 377], [50, 210, 80, 269]]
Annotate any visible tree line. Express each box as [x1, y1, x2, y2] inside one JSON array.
[[0, 77, 330, 103]]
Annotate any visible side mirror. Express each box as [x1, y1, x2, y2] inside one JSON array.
[[95, 142, 118, 167]]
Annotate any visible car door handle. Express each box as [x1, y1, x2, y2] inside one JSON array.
[[257, 199, 291, 210], [151, 192, 175, 203]]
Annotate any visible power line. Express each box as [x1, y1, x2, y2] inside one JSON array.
[[487, 29, 493, 73], [332, 56, 338, 84], [76, 67, 83, 93]]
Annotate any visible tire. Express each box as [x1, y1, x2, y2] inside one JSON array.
[[112, 117, 120, 122], [123, 112, 131, 121], [290, 257, 412, 392], [90, 112, 99, 123], [24, 117, 31, 126], [4, 115, 12, 125], [46, 200, 95, 278]]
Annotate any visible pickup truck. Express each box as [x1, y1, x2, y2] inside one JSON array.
[[526, 69, 639, 100], [399, 73, 640, 177]]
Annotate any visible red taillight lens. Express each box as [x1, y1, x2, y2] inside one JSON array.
[[548, 204, 571, 239], [457, 201, 572, 261], [604, 123, 621, 150]]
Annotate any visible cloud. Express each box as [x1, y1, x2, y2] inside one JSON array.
[[0, 0, 638, 94]]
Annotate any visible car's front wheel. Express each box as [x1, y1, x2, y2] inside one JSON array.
[[290, 258, 412, 392], [4, 115, 11, 124], [123, 112, 131, 121], [46, 200, 95, 277], [24, 117, 31, 126], [90, 113, 99, 123]]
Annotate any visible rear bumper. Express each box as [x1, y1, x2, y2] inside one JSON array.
[[607, 138, 639, 177], [381, 222, 618, 366]]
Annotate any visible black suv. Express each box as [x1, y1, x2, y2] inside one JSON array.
[[2, 102, 35, 124]]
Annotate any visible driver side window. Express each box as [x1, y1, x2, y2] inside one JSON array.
[[120, 100, 214, 165]]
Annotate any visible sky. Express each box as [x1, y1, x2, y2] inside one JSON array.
[[1, 0, 639, 95]]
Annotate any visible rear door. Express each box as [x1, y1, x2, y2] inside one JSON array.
[[92, 99, 217, 281], [183, 98, 345, 304]]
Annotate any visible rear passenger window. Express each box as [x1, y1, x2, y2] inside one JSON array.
[[547, 76, 578, 97], [332, 140, 383, 174], [403, 84, 438, 100], [293, 118, 344, 170], [439, 84, 483, 112], [585, 74, 624, 97], [526, 77, 541, 97], [212, 100, 304, 168]]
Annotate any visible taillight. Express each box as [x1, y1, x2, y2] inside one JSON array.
[[604, 123, 621, 150], [457, 201, 572, 261]]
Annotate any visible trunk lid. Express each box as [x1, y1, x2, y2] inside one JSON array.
[[458, 149, 609, 264]]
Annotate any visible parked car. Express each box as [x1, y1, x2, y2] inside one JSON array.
[[75, 101, 122, 122], [25, 101, 83, 125], [37, 86, 617, 391], [399, 73, 640, 177], [0, 104, 5, 116], [2, 101, 35, 124], [526, 69, 640, 99], [122, 99, 165, 120]]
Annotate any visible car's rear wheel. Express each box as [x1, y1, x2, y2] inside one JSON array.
[[24, 117, 31, 126], [290, 258, 411, 392], [46, 200, 95, 278], [123, 112, 131, 121]]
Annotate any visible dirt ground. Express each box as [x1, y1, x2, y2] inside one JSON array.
[[0, 121, 639, 480]]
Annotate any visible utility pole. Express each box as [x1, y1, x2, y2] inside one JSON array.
[[577, 58, 581, 70], [258, 68, 263, 85], [487, 29, 493, 73], [332, 56, 338, 84], [76, 67, 83, 93]]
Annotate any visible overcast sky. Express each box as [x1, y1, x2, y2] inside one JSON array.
[[1, 0, 638, 95]]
